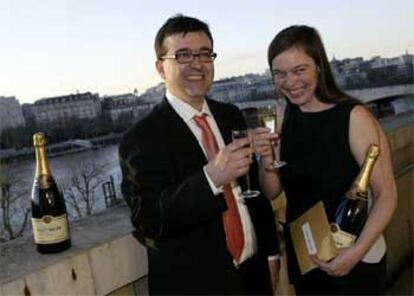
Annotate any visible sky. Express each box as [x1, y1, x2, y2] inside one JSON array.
[[1, 0, 413, 104]]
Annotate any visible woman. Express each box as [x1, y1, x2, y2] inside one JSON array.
[[254, 25, 397, 295]]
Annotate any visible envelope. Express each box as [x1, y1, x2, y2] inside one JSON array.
[[289, 201, 338, 274]]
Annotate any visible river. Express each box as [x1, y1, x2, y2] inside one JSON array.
[[2, 144, 122, 230]]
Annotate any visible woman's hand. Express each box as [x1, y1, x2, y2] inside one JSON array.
[[310, 246, 364, 277], [254, 127, 283, 199], [251, 127, 278, 158]]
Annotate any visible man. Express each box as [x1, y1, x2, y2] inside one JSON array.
[[119, 14, 280, 295]]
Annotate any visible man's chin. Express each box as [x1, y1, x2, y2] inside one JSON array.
[[185, 89, 210, 99]]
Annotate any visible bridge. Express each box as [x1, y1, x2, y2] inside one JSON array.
[[346, 84, 414, 103], [45, 139, 94, 157], [235, 84, 414, 109], [0, 139, 94, 160], [67, 139, 93, 149]]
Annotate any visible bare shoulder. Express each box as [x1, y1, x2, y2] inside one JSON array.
[[349, 105, 384, 164], [349, 104, 396, 204], [350, 105, 375, 126]]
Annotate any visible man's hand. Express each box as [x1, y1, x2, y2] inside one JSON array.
[[205, 137, 253, 187]]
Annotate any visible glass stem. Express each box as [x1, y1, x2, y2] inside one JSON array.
[[245, 172, 251, 192], [271, 140, 278, 162]]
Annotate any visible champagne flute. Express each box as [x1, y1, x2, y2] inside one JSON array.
[[259, 101, 287, 169], [231, 129, 260, 198]]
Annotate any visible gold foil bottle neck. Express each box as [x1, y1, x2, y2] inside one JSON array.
[[33, 132, 52, 179], [352, 144, 380, 198], [367, 144, 380, 158], [33, 132, 47, 147]]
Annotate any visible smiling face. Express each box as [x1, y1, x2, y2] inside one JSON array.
[[156, 31, 214, 110], [271, 46, 321, 111]]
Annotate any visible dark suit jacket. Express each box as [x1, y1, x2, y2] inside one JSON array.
[[119, 97, 279, 295]]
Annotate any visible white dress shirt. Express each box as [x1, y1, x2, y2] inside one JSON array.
[[165, 91, 257, 265]]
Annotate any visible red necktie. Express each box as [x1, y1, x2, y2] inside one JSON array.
[[193, 114, 245, 261]]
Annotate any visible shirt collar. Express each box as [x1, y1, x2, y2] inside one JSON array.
[[165, 90, 213, 123]]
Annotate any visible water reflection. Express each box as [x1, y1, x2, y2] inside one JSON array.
[[4, 144, 121, 226]]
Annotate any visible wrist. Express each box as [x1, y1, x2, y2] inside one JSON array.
[[205, 162, 223, 187], [260, 155, 274, 167], [203, 166, 223, 195], [351, 240, 369, 261]]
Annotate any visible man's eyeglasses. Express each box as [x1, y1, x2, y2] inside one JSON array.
[[160, 50, 217, 64]]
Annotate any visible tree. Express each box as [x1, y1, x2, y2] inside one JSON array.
[[61, 161, 107, 219], [0, 118, 41, 149], [112, 112, 134, 133], [93, 113, 114, 136], [0, 163, 30, 242]]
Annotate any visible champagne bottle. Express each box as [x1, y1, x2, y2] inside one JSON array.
[[331, 144, 380, 248], [31, 132, 71, 253]]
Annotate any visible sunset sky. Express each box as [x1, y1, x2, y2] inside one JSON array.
[[1, 0, 412, 103]]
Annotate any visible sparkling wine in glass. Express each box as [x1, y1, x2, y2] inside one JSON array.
[[259, 103, 287, 169], [232, 129, 260, 198]]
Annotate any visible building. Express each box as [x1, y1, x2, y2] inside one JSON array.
[[102, 93, 156, 122], [0, 96, 26, 132], [330, 53, 414, 90], [209, 73, 274, 103], [21, 103, 36, 123], [32, 92, 101, 126], [102, 93, 138, 122], [210, 78, 251, 103], [370, 53, 413, 69], [141, 83, 165, 101], [137, 74, 274, 105]]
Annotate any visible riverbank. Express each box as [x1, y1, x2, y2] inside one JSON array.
[[0, 133, 122, 162]]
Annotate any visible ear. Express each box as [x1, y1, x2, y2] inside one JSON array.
[[155, 60, 166, 80]]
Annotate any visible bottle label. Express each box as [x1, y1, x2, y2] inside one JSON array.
[[330, 223, 356, 249], [301, 222, 317, 255], [32, 214, 70, 244]]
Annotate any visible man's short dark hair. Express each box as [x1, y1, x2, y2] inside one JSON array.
[[154, 14, 213, 59]]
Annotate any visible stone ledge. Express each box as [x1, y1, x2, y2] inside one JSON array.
[[0, 204, 148, 296]]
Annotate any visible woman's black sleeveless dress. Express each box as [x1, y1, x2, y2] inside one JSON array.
[[279, 100, 386, 295]]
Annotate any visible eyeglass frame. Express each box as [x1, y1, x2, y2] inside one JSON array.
[[159, 49, 217, 64]]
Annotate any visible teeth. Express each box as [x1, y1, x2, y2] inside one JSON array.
[[187, 75, 203, 80], [290, 89, 302, 95]]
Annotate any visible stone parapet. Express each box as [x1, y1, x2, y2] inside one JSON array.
[[0, 204, 147, 296]]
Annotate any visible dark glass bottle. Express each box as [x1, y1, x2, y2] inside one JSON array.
[[333, 144, 380, 246], [31, 132, 71, 253]]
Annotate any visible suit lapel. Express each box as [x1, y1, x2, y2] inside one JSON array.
[[208, 100, 233, 146], [157, 98, 207, 165], [155, 98, 242, 169]]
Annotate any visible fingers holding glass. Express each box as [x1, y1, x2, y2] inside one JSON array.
[[231, 130, 260, 198], [251, 127, 274, 158], [259, 104, 287, 169]]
